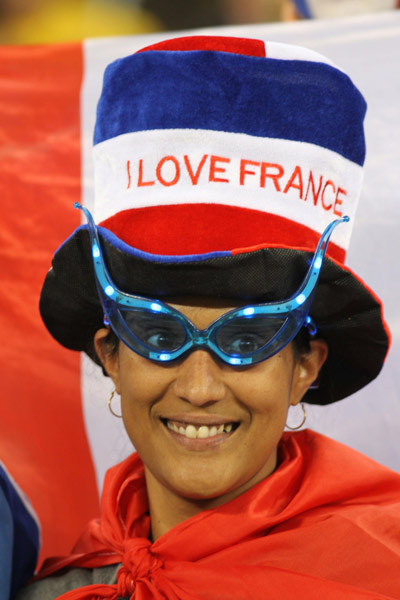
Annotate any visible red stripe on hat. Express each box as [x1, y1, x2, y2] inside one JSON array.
[[100, 204, 345, 264], [0, 44, 99, 565], [136, 35, 266, 57]]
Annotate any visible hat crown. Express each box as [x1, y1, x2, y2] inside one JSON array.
[[92, 35, 366, 264]]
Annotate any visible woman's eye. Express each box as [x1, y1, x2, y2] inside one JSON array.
[[217, 317, 287, 356], [226, 333, 266, 354], [145, 329, 176, 350], [121, 311, 187, 351]]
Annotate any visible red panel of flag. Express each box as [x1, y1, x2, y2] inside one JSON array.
[[0, 43, 99, 565]]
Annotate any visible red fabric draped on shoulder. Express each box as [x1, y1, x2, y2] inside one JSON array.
[[37, 431, 400, 599]]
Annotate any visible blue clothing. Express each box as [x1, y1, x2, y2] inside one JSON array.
[[0, 463, 40, 599]]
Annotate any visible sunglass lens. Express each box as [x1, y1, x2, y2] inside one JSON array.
[[120, 310, 187, 352], [216, 316, 286, 357]]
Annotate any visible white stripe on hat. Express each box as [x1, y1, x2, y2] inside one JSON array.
[[264, 41, 338, 68], [93, 128, 363, 253]]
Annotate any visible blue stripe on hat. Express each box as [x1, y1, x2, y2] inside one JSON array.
[[94, 50, 366, 166], [97, 226, 233, 263], [57, 225, 232, 263]]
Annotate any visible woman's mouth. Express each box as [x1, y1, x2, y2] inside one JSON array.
[[161, 418, 240, 441]]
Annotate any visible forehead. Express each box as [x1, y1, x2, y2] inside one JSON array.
[[165, 296, 246, 309]]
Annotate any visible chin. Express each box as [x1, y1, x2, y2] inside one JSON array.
[[165, 469, 245, 503]]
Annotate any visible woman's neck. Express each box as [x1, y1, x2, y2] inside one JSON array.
[[145, 469, 207, 541]]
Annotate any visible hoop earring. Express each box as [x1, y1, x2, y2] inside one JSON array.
[[286, 403, 307, 431], [108, 390, 122, 418]]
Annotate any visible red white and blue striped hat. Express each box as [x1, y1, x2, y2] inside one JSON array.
[[40, 36, 389, 404]]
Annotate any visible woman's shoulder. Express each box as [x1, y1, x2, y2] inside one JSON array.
[[15, 564, 120, 599], [282, 429, 400, 503]]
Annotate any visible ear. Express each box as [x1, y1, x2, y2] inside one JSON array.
[[94, 328, 121, 394], [290, 338, 328, 406]]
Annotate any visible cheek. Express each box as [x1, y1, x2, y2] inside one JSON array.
[[238, 352, 295, 412], [117, 355, 159, 440]]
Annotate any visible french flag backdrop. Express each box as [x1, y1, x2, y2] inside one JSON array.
[[0, 12, 399, 566]]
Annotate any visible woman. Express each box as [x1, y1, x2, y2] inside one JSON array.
[[17, 36, 400, 599]]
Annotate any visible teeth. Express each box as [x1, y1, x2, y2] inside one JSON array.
[[166, 421, 236, 439], [197, 426, 209, 439], [186, 425, 197, 439]]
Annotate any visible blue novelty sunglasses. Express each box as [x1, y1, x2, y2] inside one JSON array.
[[76, 203, 348, 366]]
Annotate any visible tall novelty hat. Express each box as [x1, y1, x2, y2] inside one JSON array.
[[40, 35, 389, 404]]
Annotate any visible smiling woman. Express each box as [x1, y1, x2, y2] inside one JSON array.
[[16, 35, 400, 600]]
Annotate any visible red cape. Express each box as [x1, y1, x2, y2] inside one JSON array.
[[38, 430, 400, 599]]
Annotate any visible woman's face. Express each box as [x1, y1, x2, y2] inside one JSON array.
[[96, 298, 327, 505]]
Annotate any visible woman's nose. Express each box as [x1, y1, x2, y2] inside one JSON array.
[[172, 350, 226, 407]]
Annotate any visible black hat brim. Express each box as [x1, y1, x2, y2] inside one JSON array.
[[39, 226, 389, 405]]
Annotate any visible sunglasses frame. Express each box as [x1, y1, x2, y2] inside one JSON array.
[[76, 202, 348, 366]]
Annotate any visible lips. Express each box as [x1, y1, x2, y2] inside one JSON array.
[[161, 418, 239, 440]]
